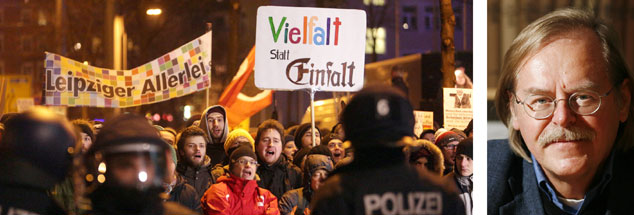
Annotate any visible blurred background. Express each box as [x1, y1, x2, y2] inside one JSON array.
[[486, 0, 634, 139]]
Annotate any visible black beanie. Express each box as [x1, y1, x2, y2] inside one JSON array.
[[456, 138, 473, 159], [294, 123, 321, 150], [230, 145, 257, 163], [341, 86, 414, 148]]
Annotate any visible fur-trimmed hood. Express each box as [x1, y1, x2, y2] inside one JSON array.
[[408, 139, 445, 175]]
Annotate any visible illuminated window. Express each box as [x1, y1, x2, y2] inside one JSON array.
[[363, 0, 385, 6], [365, 27, 386, 54]]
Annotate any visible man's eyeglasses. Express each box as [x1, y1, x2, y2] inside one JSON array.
[[234, 159, 258, 166], [512, 87, 613, 119]]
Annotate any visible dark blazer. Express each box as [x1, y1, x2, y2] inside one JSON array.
[[488, 139, 634, 215]]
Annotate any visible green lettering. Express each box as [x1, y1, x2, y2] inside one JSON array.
[[269, 16, 287, 42]]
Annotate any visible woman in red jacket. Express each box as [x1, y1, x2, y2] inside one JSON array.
[[201, 145, 279, 215]]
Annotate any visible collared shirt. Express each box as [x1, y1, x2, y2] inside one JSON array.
[[531, 150, 614, 215]]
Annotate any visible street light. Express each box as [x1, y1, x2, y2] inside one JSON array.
[[146, 8, 162, 16]]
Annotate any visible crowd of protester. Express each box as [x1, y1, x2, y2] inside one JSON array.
[[0, 86, 472, 215]]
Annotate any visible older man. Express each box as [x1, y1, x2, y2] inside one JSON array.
[[489, 9, 634, 214]]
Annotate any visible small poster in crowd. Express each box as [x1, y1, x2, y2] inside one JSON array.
[[44, 31, 212, 108], [254, 6, 366, 92], [414, 110, 434, 137], [443, 88, 473, 130]]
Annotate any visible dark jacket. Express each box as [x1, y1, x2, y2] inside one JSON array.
[[311, 147, 465, 215], [488, 139, 634, 215], [257, 155, 303, 199], [445, 172, 472, 215], [201, 175, 279, 215], [279, 187, 311, 215], [0, 185, 67, 215], [167, 174, 201, 212], [199, 105, 229, 166], [176, 155, 216, 201]]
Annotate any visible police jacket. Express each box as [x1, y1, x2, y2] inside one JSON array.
[[311, 147, 466, 215]]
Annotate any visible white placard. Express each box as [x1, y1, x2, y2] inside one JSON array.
[[414, 111, 434, 137], [443, 88, 473, 130], [255, 6, 366, 91]]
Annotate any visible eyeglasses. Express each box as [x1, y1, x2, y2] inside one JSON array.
[[512, 87, 613, 119], [234, 159, 258, 166]]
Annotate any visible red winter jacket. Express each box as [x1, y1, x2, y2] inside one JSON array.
[[201, 174, 279, 215]]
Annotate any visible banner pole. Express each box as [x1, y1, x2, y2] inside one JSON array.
[[206, 23, 213, 108], [310, 87, 316, 147]]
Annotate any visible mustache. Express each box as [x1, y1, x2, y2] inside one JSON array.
[[536, 126, 595, 147]]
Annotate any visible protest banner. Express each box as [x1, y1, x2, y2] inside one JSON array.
[[414, 111, 434, 137], [44, 31, 212, 108], [443, 88, 473, 130], [254, 6, 366, 92]]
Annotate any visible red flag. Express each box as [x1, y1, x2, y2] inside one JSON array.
[[219, 46, 273, 127]]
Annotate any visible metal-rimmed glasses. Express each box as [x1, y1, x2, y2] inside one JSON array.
[[512, 86, 614, 119], [234, 158, 259, 166]]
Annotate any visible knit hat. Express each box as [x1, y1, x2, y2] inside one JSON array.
[[284, 135, 295, 144], [224, 128, 255, 155], [456, 137, 473, 159], [341, 86, 414, 148], [294, 123, 321, 150], [168, 145, 178, 166], [434, 131, 462, 147], [229, 145, 257, 167], [321, 133, 342, 147]]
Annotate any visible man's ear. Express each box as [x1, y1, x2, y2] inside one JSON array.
[[508, 91, 521, 130], [619, 79, 631, 122]]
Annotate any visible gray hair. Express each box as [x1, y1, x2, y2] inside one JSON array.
[[495, 8, 633, 161]]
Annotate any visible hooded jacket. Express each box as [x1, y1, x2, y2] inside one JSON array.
[[201, 175, 279, 215], [257, 154, 303, 199], [176, 155, 216, 201], [409, 139, 445, 175], [199, 105, 229, 166], [279, 154, 333, 215]]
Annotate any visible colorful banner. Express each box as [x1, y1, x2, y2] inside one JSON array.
[[443, 88, 473, 130], [44, 32, 212, 108], [254, 6, 366, 92]]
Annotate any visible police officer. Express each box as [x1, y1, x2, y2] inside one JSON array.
[[0, 107, 76, 214], [311, 86, 466, 215], [80, 114, 196, 215]]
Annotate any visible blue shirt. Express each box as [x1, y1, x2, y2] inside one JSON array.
[[532, 150, 614, 215]]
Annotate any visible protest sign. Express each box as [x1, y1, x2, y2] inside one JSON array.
[[443, 88, 473, 130], [44, 32, 212, 108], [254, 6, 366, 91], [414, 111, 434, 137]]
